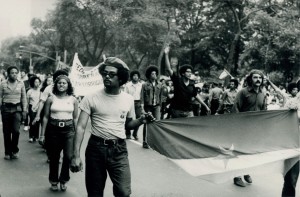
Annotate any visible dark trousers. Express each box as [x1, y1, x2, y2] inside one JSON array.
[[142, 105, 161, 142], [46, 123, 74, 184], [2, 111, 21, 155], [28, 105, 39, 139], [125, 101, 142, 138], [282, 161, 299, 197], [85, 135, 131, 197], [210, 99, 219, 115]]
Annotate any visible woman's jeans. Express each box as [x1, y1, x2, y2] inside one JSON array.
[[46, 123, 74, 184], [85, 135, 131, 197], [28, 104, 39, 139]]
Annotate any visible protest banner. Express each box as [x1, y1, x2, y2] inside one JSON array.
[[70, 53, 103, 96], [147, 110, 300, 183]]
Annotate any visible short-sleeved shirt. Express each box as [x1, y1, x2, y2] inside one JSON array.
[[232, 87, 267, 112], [27, 88, 41, 107], [40, 84, 53, 101], [0, 79, 27, 112], [79, 88, 135, 139], [222, 89, 238, 105], [124, 81, 143, 100], [170, 73, 197, 111]]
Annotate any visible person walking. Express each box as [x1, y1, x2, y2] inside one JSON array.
[[216, 79, 239, 114], [164, 46, 210, 118], [40, 75, 78, 191], [140, 66, 162, 148], [26, 76, 41, 142], [0, 66, 27, 160], [70, 57, 153, 197], [124, 70, 143, 140], [232, 69, 267, 187]]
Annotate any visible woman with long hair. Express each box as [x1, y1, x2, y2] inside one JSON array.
[[40, 75, 78, 191]]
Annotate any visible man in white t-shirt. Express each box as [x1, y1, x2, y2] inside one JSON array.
[[71, 57, 153, 197]]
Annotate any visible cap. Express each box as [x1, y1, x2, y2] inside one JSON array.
[[100, 57, 129, 70]]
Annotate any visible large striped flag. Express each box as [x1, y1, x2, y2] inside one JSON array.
[[147, 110, 300, 183]]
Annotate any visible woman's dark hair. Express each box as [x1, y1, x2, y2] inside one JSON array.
[[130, 70, 140, 80], [145, 66, 159, 80], [246, 70, 264, 87], [52, 75, 74, 96], [297, 80, 300, 92], [53, 69, 69, 81], [179, 64, 193, 76], [287, 82, 298, 94], [7, 66, 19, 74], [29, 76, 41, 88], [230, 79, 239, 88], [40, 76, 52, 92]]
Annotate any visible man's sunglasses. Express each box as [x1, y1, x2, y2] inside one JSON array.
[[100, 71, 118, 78]]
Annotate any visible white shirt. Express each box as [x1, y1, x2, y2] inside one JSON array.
[[124, 81, 143, 100], [80, 88, 135, 139]]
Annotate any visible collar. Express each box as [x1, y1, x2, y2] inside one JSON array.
[[247, 86, 262, 93]]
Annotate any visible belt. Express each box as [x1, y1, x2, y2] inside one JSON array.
[[90, 135, 124, 146], [2, 103, 21, 107], [49, 119, 73, 127]]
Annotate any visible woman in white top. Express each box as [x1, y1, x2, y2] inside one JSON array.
[[40, 75, 78, 192], [26, 76, 41, 142]]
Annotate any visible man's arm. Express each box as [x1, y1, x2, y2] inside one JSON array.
[[216, 91, 227, 114], [195, 94, 211, 114], [0, 83, 3, 109], [164, 46, 174, 76], [32, 100, 45, 124], [73, 110, 89, 158], [70, 110, 89, 173], [39, 97, 52, 142]]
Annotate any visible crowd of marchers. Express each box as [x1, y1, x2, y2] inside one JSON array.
[[0, 45, 299, 197]]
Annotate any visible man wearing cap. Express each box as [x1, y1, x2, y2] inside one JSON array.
[[71, 57, 152, 197], [232, 69, 267, 187]]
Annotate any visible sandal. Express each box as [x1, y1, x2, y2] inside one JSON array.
[[60, 183, 67, 191], [50, 184, 58, 191]]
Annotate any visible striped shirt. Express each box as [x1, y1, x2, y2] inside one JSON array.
[[0, 80, 27, 112]]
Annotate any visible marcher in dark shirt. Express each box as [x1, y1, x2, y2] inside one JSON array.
[[164, 46, 210, 118], [232, 69, 267, 187]]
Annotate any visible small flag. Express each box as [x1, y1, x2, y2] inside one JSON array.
[[219, 69, 231, 79]]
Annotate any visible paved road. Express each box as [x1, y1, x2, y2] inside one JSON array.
[[0, 123, 299, 197]]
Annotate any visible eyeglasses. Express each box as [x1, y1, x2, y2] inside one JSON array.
[[100, 71, 118, 78]]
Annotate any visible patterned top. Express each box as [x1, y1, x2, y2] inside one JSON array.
[[0, 80, 27, 112]]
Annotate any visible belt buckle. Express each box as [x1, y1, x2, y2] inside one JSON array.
[[103, 139, 116, 146], [58, 122, 65, 127]]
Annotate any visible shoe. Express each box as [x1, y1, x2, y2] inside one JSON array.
[[233, 177, 246, 187], [11, 152, 19, 159], [50, 184, 59, 191], [29, 138, 33, 143], [244, 175, 252, 183], [143, 142, 150, 149], [4, 155, 10, 160], [24, 126, 29, 131], [126, 135, 131, 139], [133, 135, 139, 141], [60, 183, 67, 191]]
